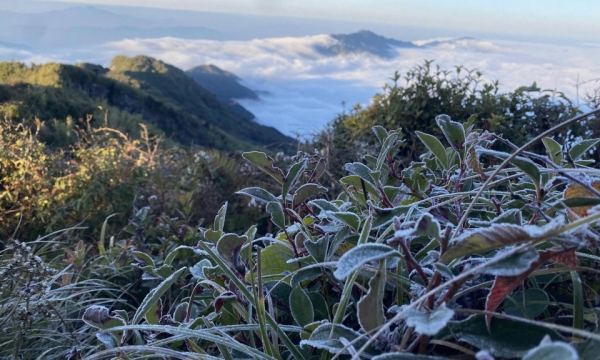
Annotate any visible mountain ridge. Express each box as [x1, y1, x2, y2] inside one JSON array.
[[0, 55, 294, 152]]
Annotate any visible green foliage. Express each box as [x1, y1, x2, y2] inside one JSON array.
[[0, 57, 294, 152], [3, 60, 600, 359]]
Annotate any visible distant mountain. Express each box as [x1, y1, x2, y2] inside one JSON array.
[[0, 6, 228, 49], [317, 30, 417, 58], [187, 64, 259, 120], [0, 56, 293, 152]]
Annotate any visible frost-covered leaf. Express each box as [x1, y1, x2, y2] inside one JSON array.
[[95, 332, 117, 348], [291, 267, 323, 288], [344, 162, 376, 186], [358, 260, 386, 332], [214, 201, 227, 232], [376, 132, 400, 172], [479, 249, 540, 277], [393, 213, 441, 240], [523, 336, 579, 360], [83, 305, 125, 330], [290, 286, 314, 327], [440, 315, 565, 358], [236, 187, 278, 204], [441, 218, 563, 262], [190, 259, 212, 279], [543, 137, 563, 165], [294, 183, 328, 207], [309, 199, 340, 213], [216, 233, 248, 275], [132, 267, 187, 324], [242, 151, 285, 183], [417, 131, 449, 169], [504, 288, 549, 319], [476, 147, 541, 187], [283, 160, 307, 201], [570, 138, 600, 161], [329, 211, 361, 232], [436, 114, 465, 152], [260, 242, 297, 278], [340, 175, 379, 197], [132, 251, 154, 267], [299, 323, 376, 355], [400, 303, 454, 336], [333, 243, 400, 280], [304, 236, 328, 263], [372, 125, 389, 144], [266, 201, 286, 229], [485, 249, 559, 328]]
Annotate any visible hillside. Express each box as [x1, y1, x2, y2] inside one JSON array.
[[0, 56, 293, 151], [187, 64, 258, 120]]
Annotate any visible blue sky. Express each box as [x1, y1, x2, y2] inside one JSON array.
[[35, 0, 599, 42]]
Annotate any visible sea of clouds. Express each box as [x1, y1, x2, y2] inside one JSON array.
[[2, 35, 599, 137]]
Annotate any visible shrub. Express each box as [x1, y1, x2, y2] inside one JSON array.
[[73, 110, 600, 359]]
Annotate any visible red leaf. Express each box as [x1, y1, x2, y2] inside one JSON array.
[[552, 249, 578, 267], [485, 250, 559, 329]]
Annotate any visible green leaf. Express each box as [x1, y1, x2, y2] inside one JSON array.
[[144, 298, 162, 325], [504, 288, 549, 319], [476, 147, 541, 188], [344, 162, 376, 186], [441, 219, 563, 262], [236, 187, 278, 204], [293, 183, 328, 207], [299, 323, 376, 356], [260, 242, 297, 278], [214, 201, 227, 231], [375, 132, 400, 172], [416, 131, 449, 169], [82, 305, 125, 330], [291, 267, 323, 288], [334, 243, 400, 280], [290, 286, 314, 327], [357, 260, 386, 332], [283, 160, 307, 201], [216, 233, 248, 275], [132, 251, 154, 267], [190, 259, 212, 279], [340, 175, 379, 198], [436, 114, 465, 152], [242, 151, 285, 183], [394, 213, 441, 240], [479, 249, 540, 277], [571, 271, 584, 330], [563, 197, 600, 208], [399, 303, 455, 336], [440, 315, 565, 358], [329, 211, 361, 232], [542, 137, 563, 165], [164, 246, 196, 266], [308, 199, 340, 213], [266, 201, 286, 229], [570, 139, 600, 161], [132, 267, 187, 324], [372, 125, 389, 144], [304, 236, 329, 263]]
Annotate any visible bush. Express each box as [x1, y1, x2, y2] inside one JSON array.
[[27, 110, 599, 359]]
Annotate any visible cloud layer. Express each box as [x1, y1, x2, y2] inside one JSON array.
[[3, 35, 600, 136]]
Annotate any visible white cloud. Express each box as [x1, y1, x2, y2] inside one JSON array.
[[3, 35, 600, 137]]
